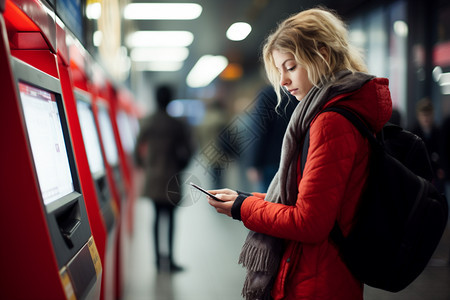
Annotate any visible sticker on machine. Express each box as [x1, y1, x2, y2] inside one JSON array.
[[88, 236, 102, 278], [59, 267, 76, 300]]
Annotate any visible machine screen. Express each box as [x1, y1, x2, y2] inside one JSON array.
[[97, 105, 119, 166], [76, 99, 106, 176], [19, 82, 74, 205], [116, 111, 136, 154]]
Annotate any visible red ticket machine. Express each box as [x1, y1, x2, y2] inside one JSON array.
[[108, 85, 133, 195], [94, 96, 127, 211], [115, 88, 143, 234], [57, 22, 118, 300], [0, 0, 101, 298], [93, 95, 128, 300], [110, 87, 144, 299]]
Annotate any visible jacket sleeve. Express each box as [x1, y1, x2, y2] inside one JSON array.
[[240, 112, 366, 243], [232, 192, 267, 220]]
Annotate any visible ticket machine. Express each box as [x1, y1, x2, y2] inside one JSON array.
[[75, 90, 117, 232], [106, 84, 133, 196], [110, 87, 144, 298], [115, 95, 138, 169], [94, 96, 129, 300], [75, 90, 118, 300], [115, 88, 143, 234], [57, 23, 118, 300], [0, 0, 101, 298], [95, 99, 127, 203]]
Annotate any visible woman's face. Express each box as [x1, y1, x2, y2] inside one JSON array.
[[272, 50, 313, 101]]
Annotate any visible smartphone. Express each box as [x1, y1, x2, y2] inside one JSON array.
[[189, 182, 224, 202]]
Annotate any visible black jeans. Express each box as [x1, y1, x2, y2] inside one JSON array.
[[152, 202, 175, 267]]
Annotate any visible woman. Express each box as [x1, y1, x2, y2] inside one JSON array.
[[207, 7, 392, 300]]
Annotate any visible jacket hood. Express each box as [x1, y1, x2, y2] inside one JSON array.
[[323, 77, 392, 133]]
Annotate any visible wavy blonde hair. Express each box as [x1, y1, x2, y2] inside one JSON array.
[[262, 7, 368, 105]]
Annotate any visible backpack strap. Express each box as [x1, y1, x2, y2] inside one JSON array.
[[301, 106, 375, 175], [300, 127, 311, 177], [300, 106, 376, 247], [324, 106, 376, 142]]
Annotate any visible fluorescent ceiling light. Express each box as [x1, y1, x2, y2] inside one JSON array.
[[124, 3, 202, 20], [226, 22, 252, 41], [134, 61, 183, 72], [130, 47, 189, 62], [86, 2, 101, 20], [186, 55, 228, 88], [126, 31, 194, 48], [93, 30, 103, 47]]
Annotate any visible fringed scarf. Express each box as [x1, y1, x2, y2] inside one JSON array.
[[239, 70, 375, 299]]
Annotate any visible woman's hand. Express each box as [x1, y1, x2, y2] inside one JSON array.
[[207, 188, 238, 218]]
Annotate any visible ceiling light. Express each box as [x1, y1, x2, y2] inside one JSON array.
[[93, 31, 103, 47], [226, 22, 252, 41], [124, 3, 202, 20], [134, 61, 183, 72], [126, 31, 194, 48], [393, 20, 408, 38], [130, 47, 189, 62], [86, 2, 101, 19], [186, 55, 228, 88]]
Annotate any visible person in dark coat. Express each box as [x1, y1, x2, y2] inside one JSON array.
[[245, 85, 297, 191], [134, 85, 194, 272], [410, 97, 445, 192]]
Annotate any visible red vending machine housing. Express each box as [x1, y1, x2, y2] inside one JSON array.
[[91, 68, 129, 300], [108, 84, 133, 194], [109, 86, 144, 300], [91, 67, 126, 220], [115, 87, 143, 234], [0, 0, 101, 299], [56, 21, 118, 300]]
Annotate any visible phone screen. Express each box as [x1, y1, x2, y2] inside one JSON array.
[[189, 182, 224, 202]]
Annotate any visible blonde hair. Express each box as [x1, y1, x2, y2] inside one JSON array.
[[262, 7, 368, 105]]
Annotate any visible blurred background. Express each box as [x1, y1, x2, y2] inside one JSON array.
[[3, 0, 450, 299], [81, 0, 449, 128], [81, 0, 450, 299]]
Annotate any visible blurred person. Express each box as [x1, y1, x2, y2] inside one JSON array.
[[196, 100, 229, 148], [196, 100, 230, 187], [206, 7, 392, 299], [410, 97, 445, 192], [245, 85, 297, 191], [134, 85, 194, 272]]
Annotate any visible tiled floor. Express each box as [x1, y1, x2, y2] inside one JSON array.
[[123, 159, 450, 300]]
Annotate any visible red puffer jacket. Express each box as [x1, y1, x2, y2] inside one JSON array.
[[240, 78, 392, 299]]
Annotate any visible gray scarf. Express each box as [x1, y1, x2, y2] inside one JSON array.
[[239, 70, 374, 299]]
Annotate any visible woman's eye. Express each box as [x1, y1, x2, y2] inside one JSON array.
[[287, 65, 296, 71]]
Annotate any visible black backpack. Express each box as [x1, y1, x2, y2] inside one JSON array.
[[301, 106, 448, 292]]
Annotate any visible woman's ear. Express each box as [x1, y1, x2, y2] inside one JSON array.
[[319, 46, 329, 62]]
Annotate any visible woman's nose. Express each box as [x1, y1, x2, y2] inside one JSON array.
[[280, 72, 290, 86]]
